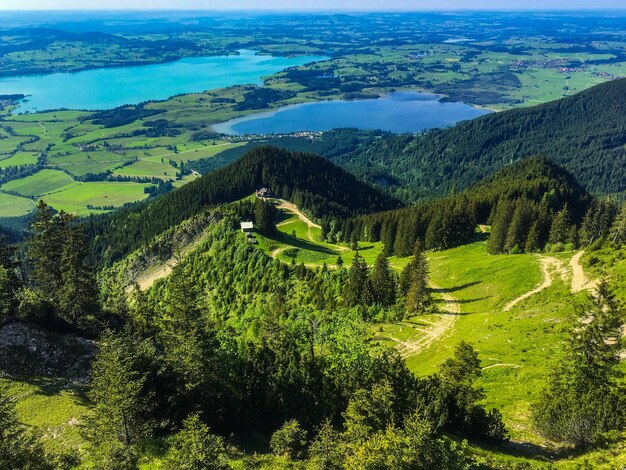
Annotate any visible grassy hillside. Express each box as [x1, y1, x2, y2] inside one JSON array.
[[86, 146, 401, 266]]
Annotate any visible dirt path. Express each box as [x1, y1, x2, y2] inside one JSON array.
[[570, 250, 598, 293], [277, 199, 320, 241], [393, 282, 461, 359], [270, 247, 288, 259], [503, 257, 567, 312], [136, 260, 177, 291], [133, 234, 208, 291], [482, 363, 520, 370]]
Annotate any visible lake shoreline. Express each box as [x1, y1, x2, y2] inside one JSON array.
[[211, 90, 493, 136]]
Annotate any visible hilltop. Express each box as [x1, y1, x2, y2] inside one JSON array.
[[86, 146, 401, 266]]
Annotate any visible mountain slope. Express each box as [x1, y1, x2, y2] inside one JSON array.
[[86, 146, 402, 266], [342, 157, 591, 256], [336, 78, 626, 200]]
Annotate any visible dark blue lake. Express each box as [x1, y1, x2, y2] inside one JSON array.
[[0, 50, 327, 113], [212, 91, 492, 135]]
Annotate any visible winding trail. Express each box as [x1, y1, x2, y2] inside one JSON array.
[[276, 199, 321, 241], [502, 256, 567, 312], [570, 250, 598, 293], [502, 251, 599, 311], [503, 256, 567, 312], [393, 282, 461, 359], [482, 363, 520, 371]]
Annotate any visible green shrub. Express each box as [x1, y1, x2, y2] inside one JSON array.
[[270, 419, 307, 460]]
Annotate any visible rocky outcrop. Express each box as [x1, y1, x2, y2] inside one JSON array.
[[0, 320, 97, 382]]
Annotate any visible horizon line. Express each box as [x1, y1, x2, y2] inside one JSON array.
[[2, 8, 626, 13]]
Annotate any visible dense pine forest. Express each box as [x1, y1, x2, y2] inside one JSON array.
[[338, 78, 626, 201], [340, 157, 594, 256]]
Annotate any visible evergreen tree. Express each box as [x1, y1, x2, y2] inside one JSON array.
[[370, 253, 396, 307], [85, 330, 151, 464], [254, 198, 277, 233], [505, 198, 533, 253], [488, 200, 514, 254], [164, 414, 229, 470], [402, 241, 431, 315], [0, 386, 51, 470], [59, 222, 99, 329], [610, 203, 626, 245], [344, 252, 372, 307], [28, 201, 69, 302], [270, 419, 307, 460], [533, 282, 626, 447], [549, 205, 573, 245]]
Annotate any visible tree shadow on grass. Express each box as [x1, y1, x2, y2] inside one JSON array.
[[263, 230, 338, 256], [6, 374, 90, 405], [431, 280, 481, 294]]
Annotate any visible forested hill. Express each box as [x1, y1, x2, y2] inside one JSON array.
[[335, 78, 626, 200], [342, 157, 592, 256], [86, 146, 401, 266]]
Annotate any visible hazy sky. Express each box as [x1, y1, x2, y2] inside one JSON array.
[[2, 0, 626, 11]]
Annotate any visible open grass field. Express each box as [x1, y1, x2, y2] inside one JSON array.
[[254, 203, 625, 462], [0, 191, 35, 217], [42, 181, 151, 215], [0, 169, 77, 197], [0, 151, 39, 168]]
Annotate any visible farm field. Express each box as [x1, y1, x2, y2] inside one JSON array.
[[1, 169, 78, 197], [1, 13, 626, 226], [41, 181, 152, 215], [0, 191, 35, 217]]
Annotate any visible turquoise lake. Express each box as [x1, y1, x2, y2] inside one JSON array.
[[0, 50, 327, 113], [212, 91, 491, 135]]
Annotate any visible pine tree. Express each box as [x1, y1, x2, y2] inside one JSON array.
[[610, 203, 626, 245], [0, 386, 51, 469], [533, 282, 625, 447], [488, 200, 514, 254], [505, 199, 533, 253], [403, 241, 431, 315], [344, 252, 372, 307], [85, 330, 150, 458], [0, 235, 21, 319], [548, 205, 573, 245], [164, 414, 229, 470], [59, 222, 99, 329], [254, 199, 277, 233], [370, 253, 396, 307], [28, 201, 69, 302]]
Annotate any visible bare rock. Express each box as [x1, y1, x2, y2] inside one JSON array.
[[0, 320, 97, 382]]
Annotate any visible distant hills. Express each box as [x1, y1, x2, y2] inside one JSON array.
[[341, 156, 591, 256]]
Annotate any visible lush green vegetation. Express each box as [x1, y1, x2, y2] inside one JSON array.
[[2, 11, 626, 470], [86, 147, 400, 266], [2, 12, 626, 226], [330, 78, 626, 201]]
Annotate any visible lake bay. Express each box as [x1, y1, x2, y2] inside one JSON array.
[[212, 91, 492, 135], [0, 50, 327, 113]]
